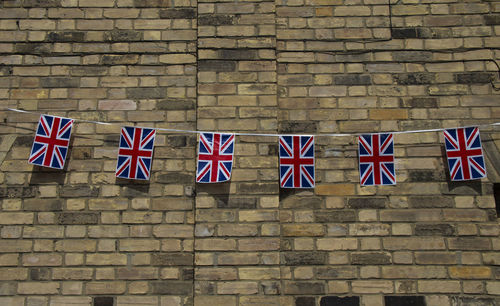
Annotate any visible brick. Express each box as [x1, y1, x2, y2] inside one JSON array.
[[116, 267, 157, 280], [0, 213, 33, 224], [218, 253, 260, 265], [152, 253, 193, 266], [18, 282, 59, 294], [448, 238, 491, 250], [55, 240, 96, 252], [369, 109, 408, 120], [52, 268, 93, 280], [239, 238, 279, 251], [120, 239, 160, 252], [284, 281, 324, 295], [316, 267, 356, 279], [151, 281, 192, 295], [86, 282, 126, 295], [315, 211, 356, 223], [199, 15, 235, 26], [87, 254, 127, 266], [347, 197, 386, 209], [0, 268, 28, 280], [160, 8, 196, 19], [382, 266, 446, 279], [352, 280, 393, 294], [282, 252, 328, 265], [383, 238, 446, 250], [57, 213, 98, 225], [60, 186, 99, 198], [418, 281, 460, 293], [449, 267, 491, 279], [153, 225, 193, 238], [352, 252, 391, 265]]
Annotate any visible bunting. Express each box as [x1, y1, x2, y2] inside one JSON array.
[[196, 132, 235, 183], [14, 109, 497, 187], [115, 126, 156, 180], [358, 133, 396, 186], [444, 127, 486, 181], [29, 114, 74, 170], [279, 135, 315, 188]]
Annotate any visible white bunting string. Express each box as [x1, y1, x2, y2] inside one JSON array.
[[5, 108, 500, 137]]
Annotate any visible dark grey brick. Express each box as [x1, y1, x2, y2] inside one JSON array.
[[316, 267, 357, 279], [415, 224, 455, 236], [485, 15, 500, 25], [351, 252, 391, 265], [160, 8, 196, 19], [334, 75, 371, 85], [157, 99, 195, 110], [151, 281, 193, 295], [395, 73, 435, 85], [392, 28, 419, 38], [127, 88, 166, 99], [47, 31, 85, 42], [23, 199, 62, 211], [151, 253, 193, 266], [60, 186, 99, 197], [285, 282, 324, 295], [23, 0, 61, 7], [409, 196, 454, 208], [15, 43, 51, 55], [393, 51, 432, 62], [315, 211, 356, 223], [198, 60, 236, 72], [296, 297, 315, 306], [102, 54, 139, 65], [402, 97, 438, 108], [455, 73, 494, 84], [217, 49, 258, 60], [40, 77, 79, 88], [282, 252, 327, 265], [104, 30, 142, 42], [133, 0, 169, 7], [409, 170, 446, 182], [57, 213, 98, 225], [347, 197, 386, 209], [198, 15, 235, 26], [279, 121, 317, 133]]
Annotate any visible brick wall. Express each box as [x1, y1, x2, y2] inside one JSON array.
[[0, 0, 499, 305]]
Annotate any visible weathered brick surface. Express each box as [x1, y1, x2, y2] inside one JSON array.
[[0, 0, 499, 304]]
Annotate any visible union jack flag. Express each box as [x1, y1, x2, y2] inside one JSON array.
[[444, 127, 486, 181], [196, 132, 235, 183], [279, 135, 315, 188], [29, 115, 74, 169], [358, 133, 396, 186], [115, 126, 156, 180]]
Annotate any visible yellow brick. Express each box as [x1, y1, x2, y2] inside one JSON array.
[[449, 267, 491, 279]]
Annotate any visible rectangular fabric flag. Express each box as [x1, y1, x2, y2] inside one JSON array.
[[116, 126, 156, 180], [358, 133, 396, 186], [29, 114, 74, 169], [444, 127, 486, 181], [196, 132, 235, 183], [279, 135, 315, 188]]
